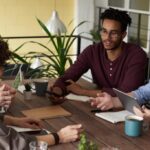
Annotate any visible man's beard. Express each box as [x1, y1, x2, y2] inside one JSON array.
[[103, 39, 122, 51]]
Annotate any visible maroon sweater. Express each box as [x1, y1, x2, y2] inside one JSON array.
[[54, 42, 147, 96]]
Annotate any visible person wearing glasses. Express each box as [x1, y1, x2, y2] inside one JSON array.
[[49, 8, 147, 109]]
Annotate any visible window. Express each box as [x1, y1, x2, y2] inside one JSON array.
[[130, 0, 149, 11], [128, 13, 148, 48], [108, 0, 124, 8]]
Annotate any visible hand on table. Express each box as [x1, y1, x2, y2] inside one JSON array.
[[90, 92, 114, 111], [47, 86, 66, 104], [134, 106, 150, 121], [58, 124, 83, 143], [10, 117, 44, 129], [0, 84, 16, 108]]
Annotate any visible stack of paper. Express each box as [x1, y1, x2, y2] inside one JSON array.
[[95, 110, 133, 123], [65, 93, 90, 102], [7, 125, 41, 132]]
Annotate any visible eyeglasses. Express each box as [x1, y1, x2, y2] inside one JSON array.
[[100, 29, 121, 39]]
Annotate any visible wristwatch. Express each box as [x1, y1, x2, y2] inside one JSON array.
[[51, 132, 60, 145]]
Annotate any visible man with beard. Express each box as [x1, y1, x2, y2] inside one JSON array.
[[48, 8, 147, 110]]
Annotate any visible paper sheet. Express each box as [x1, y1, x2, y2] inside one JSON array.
[[65, 93, 90, 102], [7, 125, 41, 132], [95, 110, 133, 123]]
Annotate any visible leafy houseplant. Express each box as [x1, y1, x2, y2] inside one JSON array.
[[10, 19, 86, 78], [78, 134, 98, 150], [3, 15, 86, 78], [29, 18, 86, 78]]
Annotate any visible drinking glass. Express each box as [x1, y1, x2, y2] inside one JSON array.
[[0, 106, 6, 113], [29, 141, 48, 150]]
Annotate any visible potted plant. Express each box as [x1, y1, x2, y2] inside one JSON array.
[[4, 19, 86, 79], [23, 83, 32, 100], [78, 133, 98, 150], [8, 19, 86, 79]]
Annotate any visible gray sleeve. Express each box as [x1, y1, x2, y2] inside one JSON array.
[[0, 122, 37, 150]]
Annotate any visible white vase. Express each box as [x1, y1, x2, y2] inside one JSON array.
[[24, 90, 32, 100]]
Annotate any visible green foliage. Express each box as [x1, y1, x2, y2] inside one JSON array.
[[78, 134, 98, 150], [89, 25, 101, 42], [12, 70, 21, 89], [9, 19, 86, 78], [29, 18, 86, 77], [24, 83, 31, 91], [10, 41, 30, 64]]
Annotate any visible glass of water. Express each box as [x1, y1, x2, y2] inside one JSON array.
[[0, 106, 6, 113], [29, 141, 48, 150]]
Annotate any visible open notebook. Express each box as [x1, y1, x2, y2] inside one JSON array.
[[65, 93, 90, 102], [95, 110, 133, 123]]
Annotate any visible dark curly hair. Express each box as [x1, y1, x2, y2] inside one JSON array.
[[100, 8, 132, 32], [0, 38, 11, 66]]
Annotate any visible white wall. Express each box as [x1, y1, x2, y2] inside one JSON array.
[[74, 0, 109, 81], [74, 0, 95, 81]]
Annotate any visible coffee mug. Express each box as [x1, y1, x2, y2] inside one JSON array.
[[34, 79, 48, 96], [125, 115, 143, 137]]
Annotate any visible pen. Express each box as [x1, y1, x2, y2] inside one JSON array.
[[91, 109, 102, 113]]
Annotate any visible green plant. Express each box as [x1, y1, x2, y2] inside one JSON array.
[[24, 83, 31, 91], [89, 25, 101, 42], [6, 19, 86, 78], [78, 134, 98, 150], [12, 19, 86, 78]]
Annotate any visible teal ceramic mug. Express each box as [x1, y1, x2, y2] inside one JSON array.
[[125, 115, 143, 137]]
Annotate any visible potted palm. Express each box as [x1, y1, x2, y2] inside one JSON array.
[[4, 19, 86, 79], [28, 18, 86, 78], [9, 19, 86, 78]]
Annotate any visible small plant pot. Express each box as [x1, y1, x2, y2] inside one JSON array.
[[24, 90, 32, 100]]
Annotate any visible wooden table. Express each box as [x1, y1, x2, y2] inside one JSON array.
[[5, 79, 150, 150]]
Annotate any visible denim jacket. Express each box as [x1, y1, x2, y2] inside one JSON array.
[[133, 80, 150, 105]]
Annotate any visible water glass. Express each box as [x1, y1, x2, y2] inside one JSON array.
[[0, 106, 6, 113], [29, 141, 48, 150]]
